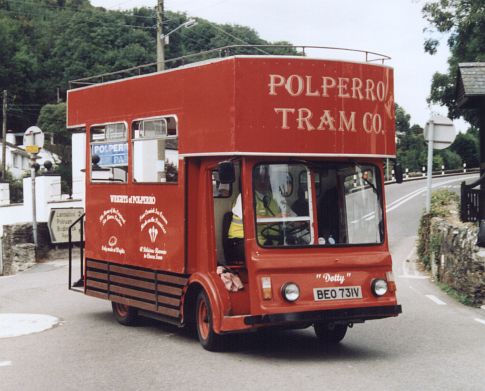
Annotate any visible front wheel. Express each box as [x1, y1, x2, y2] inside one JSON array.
[[314, 322, 348, 344], [196, 291, 226, 351], [112, 302, 138, 326]]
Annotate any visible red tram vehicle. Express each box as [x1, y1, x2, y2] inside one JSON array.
[[67, 51, 402, 351]]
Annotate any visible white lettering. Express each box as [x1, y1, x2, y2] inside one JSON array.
[[363, 112, 383, 134], [376, 81, 386, 102], [305, 76, 320, 97], [365, 79, 376, 101], [321, 76, 336, 97], [351, 78, 364, 100], [338, 77, 350, 98], [286, 74, 304, 96], [274, 108, 295, 129], [363, 112, 373, 133], [338, 111, 356, 132], [317, 110, 336, 131], [268, 74, 285, 95], [297, 108, 315, 131]]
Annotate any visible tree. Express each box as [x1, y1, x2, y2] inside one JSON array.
[[450, 130, 479, 167], [395, 103, 463, 171], [37, 103, 72, 193], [422, 0, 485, 125], [395, 103, 411, 133]]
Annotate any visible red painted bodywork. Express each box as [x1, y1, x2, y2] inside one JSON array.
[[67, 56, 400, 333]]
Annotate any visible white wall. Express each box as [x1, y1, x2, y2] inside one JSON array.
[[71, 132, 86, 202], [0, 176, 83, 225]]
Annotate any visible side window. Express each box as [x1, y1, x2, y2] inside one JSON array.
[[132, 116, 178, 183], [90, 122, 128, 183], [212, 170, 232, 198]]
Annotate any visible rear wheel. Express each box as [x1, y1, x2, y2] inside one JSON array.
[[112, 302, 138, 326], [314, 322, 348, 344], [196, 291, 226, 351]]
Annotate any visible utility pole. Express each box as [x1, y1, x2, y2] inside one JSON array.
[[2, 90, 7, 178], [156, 0, 165, 72]]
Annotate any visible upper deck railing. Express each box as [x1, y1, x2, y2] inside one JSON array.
[[69, 44, 391, 88]]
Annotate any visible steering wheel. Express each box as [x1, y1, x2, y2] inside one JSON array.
[[260, 222, 310, 245]]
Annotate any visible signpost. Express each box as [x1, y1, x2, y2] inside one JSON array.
[[23, 126, 44, 249], [48, 208, 85, 244], [424, 115, 456, 213]]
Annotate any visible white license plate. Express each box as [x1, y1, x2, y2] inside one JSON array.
[[313, 286, 363, 301]]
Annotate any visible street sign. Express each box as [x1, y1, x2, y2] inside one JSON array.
[[48, 208, 84, 244], [91, 142, 128, 167], [24, 126, 45, 153], [25, 145, 40, 154], [424, 115, 456, 150]]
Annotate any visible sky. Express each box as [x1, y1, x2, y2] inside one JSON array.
[[92, 0, 468, 132]]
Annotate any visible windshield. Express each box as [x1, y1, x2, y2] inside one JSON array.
[[253, 163, 383, 247]]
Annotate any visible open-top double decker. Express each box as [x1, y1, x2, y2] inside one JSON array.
[[67, 48, 401, 351]]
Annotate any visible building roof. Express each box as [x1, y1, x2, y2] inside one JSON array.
[[456, 63, 485, 108]]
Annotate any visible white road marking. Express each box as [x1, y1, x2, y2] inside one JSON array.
[[474, 318, 485, 326], [0, 361, 12, 367], [401, 246, 416, 277], [386, 176, 477, 213], [425, 294, 447, 305], [398, 275, 429, 279], [408, 285, 421, 294]]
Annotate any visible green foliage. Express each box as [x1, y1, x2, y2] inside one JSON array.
[[417, 189, 459, 270], [37, 102, 71, 193], [435, 281, 475, 306], [396, 104, 466, 171], [430, 189, 459, 217], [422, 0, 485, 125], [395, 103, 411, 133], [1, 169, 23, 203], [0, 2, 294, 132], [417, 213, 432, 269], [0, 1, 296, 194], [439, 148, 462, 169], [450, 129, 479, 167]]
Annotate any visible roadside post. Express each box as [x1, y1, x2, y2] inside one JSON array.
[[424, 115, 456, 213], [23, 126, 44, 249]]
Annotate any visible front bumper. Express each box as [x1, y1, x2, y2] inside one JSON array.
[[244, 304, 402, 326]]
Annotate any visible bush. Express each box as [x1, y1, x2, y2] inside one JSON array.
[[1, 169, 24, 204], [417, 189, 458, 270]]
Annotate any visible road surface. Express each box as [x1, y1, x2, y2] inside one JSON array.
[[1, 174, 484, 390]]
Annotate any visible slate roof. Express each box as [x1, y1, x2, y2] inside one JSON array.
[[456, 63, 485, 108]]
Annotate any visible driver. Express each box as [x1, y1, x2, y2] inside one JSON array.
[[228, 166, 295, 247]]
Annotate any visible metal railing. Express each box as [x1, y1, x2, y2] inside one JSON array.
[[460, 172, 485, 223], [69, 44, 391, 88], [68, 213, 85, 291], [385, 166, 479, 184], [461, 186, 480, 222]]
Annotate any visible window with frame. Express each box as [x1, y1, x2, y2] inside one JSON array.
[[132, 116, 178, 183], [90, 122, 128, 183]]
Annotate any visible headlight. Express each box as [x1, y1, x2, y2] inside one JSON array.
[[282, 283, 300, 302], [371, 279, 388, 296]]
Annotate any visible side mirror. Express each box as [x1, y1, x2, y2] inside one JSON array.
[[218, 161, 235, 184], [394, 162, 403, 184]]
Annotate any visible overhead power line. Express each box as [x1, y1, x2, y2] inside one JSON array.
[[206, 22, 270, 55]]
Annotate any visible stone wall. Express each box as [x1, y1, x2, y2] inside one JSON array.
[[428, 217, 485, 306], [0, 223, 51, 275]]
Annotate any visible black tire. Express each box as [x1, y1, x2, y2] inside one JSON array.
[[313, 322, 348, 344], [195, 291, 226, 351], [112, 301, 138, 326]]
